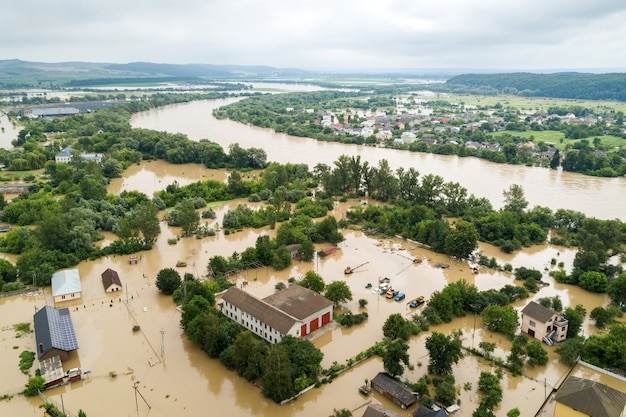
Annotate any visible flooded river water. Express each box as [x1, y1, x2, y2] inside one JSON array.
[[0, 99, 623, 417]]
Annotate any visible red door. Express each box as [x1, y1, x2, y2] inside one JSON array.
[[301, 324, 307, 336], [321, 312, 330, 326], [309, 318, 319, 332]]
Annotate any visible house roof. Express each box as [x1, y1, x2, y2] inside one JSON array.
[[362, 404, 404, 417], [34, 306, 79, 359], [555, 376, 626, 417], [521, 301, 555, 323], [222, 287, 298, 334], [413, 406, 448, 417], [56, 146, 73, 158], [371, 372, 416, 407], [263, 285, 332, 321], [101, 268, 122, 289], [51, 269, 82, 297]]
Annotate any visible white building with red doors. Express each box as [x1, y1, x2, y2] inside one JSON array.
[[220, 285, 333, 344]]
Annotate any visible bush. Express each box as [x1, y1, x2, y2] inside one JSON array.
[[132, 325, 141, 332]]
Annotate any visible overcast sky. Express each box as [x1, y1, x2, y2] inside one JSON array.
[[4, 0, 626, 72]]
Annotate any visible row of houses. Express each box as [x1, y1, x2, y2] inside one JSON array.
[[364, 371, 626, 417]]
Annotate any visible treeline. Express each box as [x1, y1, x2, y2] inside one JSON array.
[[444, 72, 626, 101]]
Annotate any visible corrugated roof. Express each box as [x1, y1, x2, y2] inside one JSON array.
[[34, 306, 79, 359], [222, 287, 298, 334], [51, 269, 82, 297], [362, 404, 404, 417], [521, 300, 555, 323], [555, 376, 626, 417], [371, 372, 416, 407], [101, 268, 122, 289], [263, 285, 332, 320]]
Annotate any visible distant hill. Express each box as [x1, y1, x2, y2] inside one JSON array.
[[445, 72, 626, 101], [0, 59, 314, 88]]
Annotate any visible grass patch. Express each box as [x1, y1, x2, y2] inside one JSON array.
[[19, 351, 36, 374]]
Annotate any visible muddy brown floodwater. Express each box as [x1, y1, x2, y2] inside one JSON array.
[[0, 161, 621, 417]]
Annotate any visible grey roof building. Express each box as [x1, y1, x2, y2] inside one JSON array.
[[34, 306, 79, 361], [555, 376, 626, 417], [371, 372, 417, 410]]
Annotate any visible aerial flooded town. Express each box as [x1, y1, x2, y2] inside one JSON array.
[[1, 4, 626, 417]]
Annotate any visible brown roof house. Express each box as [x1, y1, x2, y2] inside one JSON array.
[[101, 268, 122, 293], [520, 301, 568, 346], [371, 372, 417, 410], [220, 285, 333, 344], [554, 376, 626, 417]]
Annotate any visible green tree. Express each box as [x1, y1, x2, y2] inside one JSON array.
[[555, 336, 585, 366], [299, 271, 325, 293], [324, 281, 352, 306], [382, 340, 410, 377], [134, 201, 161, 246], [279, 335, 323, 382], [578, 271, 608, 293], [425, 331, 463, 375], [329, 409, 352, 417], [444, 220, 479, 258], [525, 340, 549, 367], [262, 345, 294, 403], [607, 274, 626, 306], [232, 330, 266, 381], [481, 305, 519, 337], [155, 268, 182, 295], [23, 375, 45, 396], [502, 184, 528, 215], [550, 149, 561, 169], [177, 199, 200, 236], [382, 313, 412, 341], [507, 408, 521, 417], [590, 306, 621, 328], [563, 305, 586, 338], [180, 295, 211, 329], [435, 377, 457, 406]]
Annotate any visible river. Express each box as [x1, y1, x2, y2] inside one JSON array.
[[130, 98, 625, 220], [0, 97, 622, 417]]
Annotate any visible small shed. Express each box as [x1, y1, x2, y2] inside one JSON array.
[[101, 268, 123, 293], [51, 269, 82, 304], [371, 372, 417, 410]]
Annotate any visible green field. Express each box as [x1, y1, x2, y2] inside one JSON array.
[[440, 93, 626, 113], [491, 130, 625, 150]]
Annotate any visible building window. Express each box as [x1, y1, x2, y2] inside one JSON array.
[[529, 320, 536, 327]]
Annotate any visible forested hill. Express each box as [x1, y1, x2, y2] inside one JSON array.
[[444, 72, 626, 101]]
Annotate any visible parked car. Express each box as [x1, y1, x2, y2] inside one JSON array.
[[409, 296, 425, 308], [394, 292, 406, 302]]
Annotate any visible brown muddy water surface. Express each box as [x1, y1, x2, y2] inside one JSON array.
[[0, 162, 621, 417]]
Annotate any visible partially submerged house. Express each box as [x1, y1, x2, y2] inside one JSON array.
[[220, 285, 333, 344], [362, 403, 404, 417], [101, 268, 123, 292], [34, 306, 79, 361], [554, 376, 626, 417], [51, 269, 82, 304], [413, 405, 448, 417], [520, 300, 568, 345], [371, 372, 417, 410]]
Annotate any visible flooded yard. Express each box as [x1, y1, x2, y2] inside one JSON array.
[[0, 160, 620, 417]]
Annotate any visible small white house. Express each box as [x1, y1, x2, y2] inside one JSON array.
[[51, 269, 82, 304]]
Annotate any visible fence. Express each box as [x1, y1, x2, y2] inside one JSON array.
[[0, 287, 40, 298]]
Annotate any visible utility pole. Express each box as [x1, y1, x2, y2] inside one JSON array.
[[160, 328, 165, 358]]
